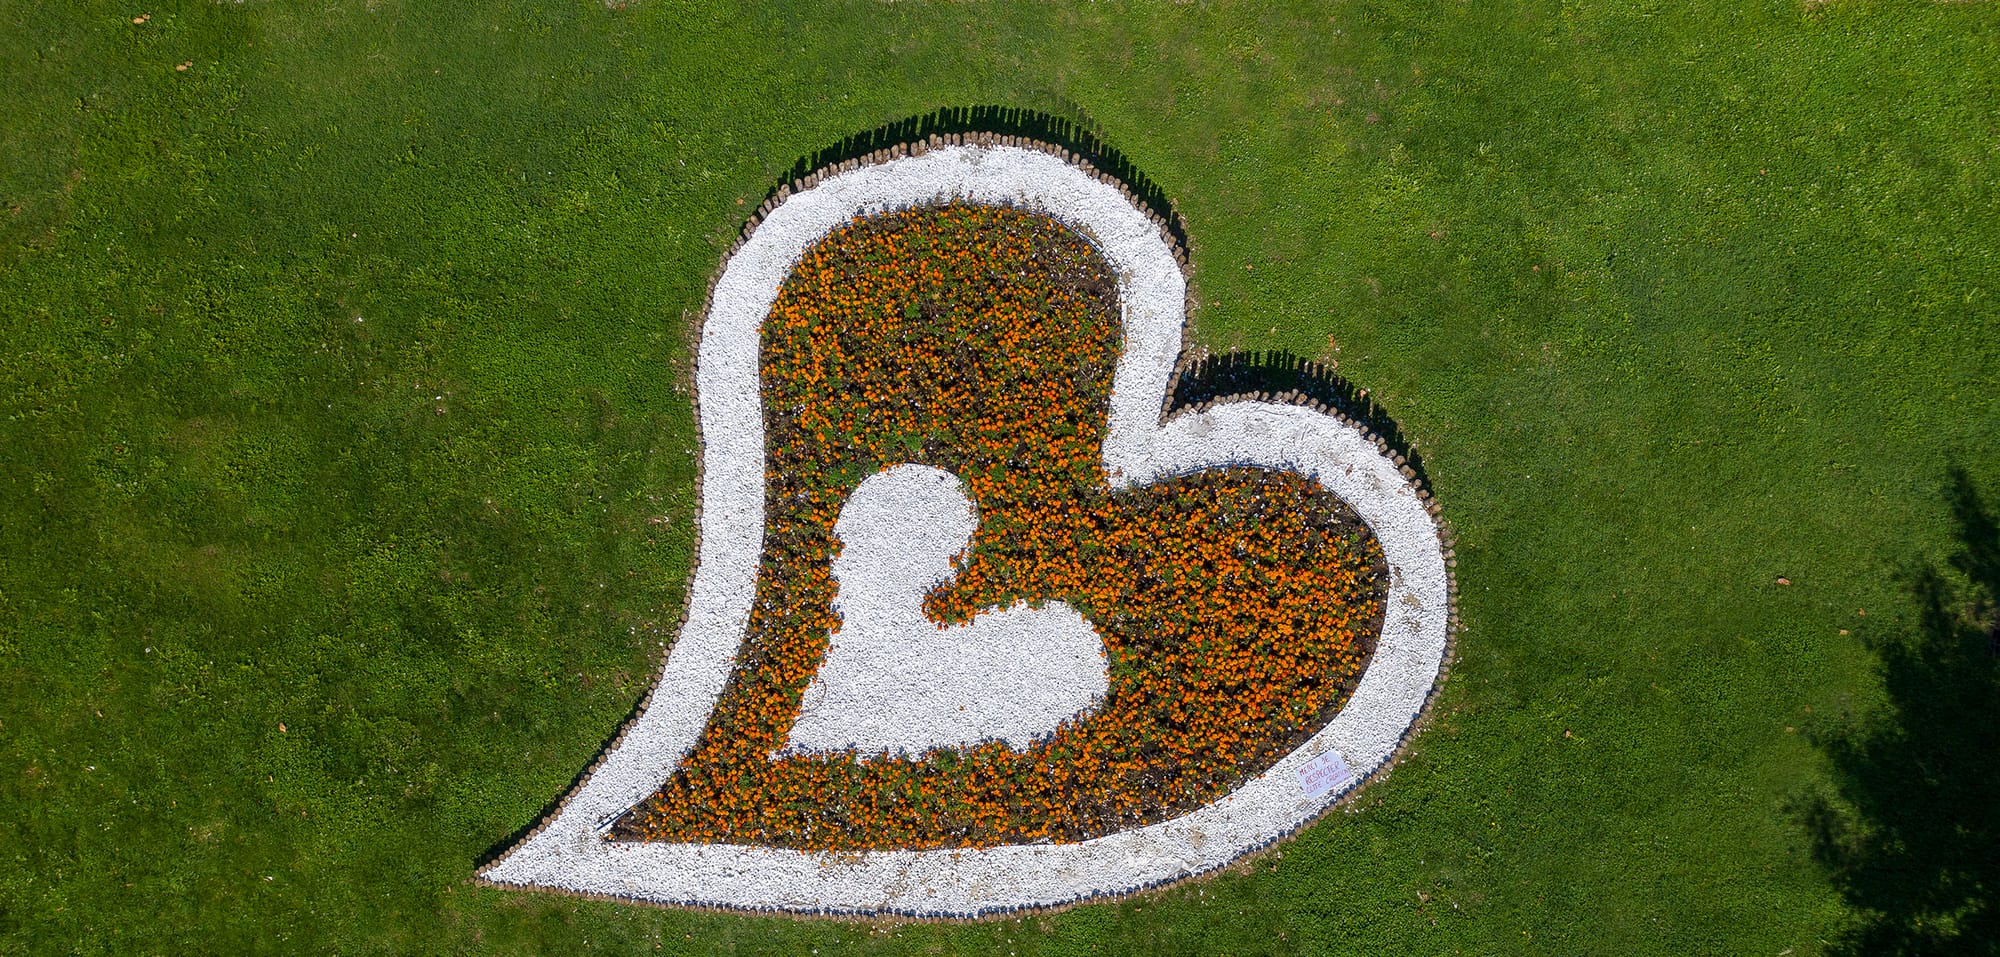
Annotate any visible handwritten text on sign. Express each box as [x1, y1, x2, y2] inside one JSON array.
[[1295, 749, 1355, 800]]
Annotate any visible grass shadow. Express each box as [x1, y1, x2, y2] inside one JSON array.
[[1797, 466, 1999, 955]]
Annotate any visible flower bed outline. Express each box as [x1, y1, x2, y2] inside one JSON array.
[[477, 131, 1457, 917]]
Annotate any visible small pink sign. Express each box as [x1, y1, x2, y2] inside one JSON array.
[[1295, 749, 1355, 799]]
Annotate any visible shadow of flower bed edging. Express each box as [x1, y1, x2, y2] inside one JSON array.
[[760, 105, 1190, 259], [1165, 348, 1431, 490]]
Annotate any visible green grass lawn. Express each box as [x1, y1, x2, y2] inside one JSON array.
[[3, 0, 1995, 953]]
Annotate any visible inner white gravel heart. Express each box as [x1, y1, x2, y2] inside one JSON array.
[[783, 464, 1109, 757]]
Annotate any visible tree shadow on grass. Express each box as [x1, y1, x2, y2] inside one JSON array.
[[1797, 467, 2000, 955]]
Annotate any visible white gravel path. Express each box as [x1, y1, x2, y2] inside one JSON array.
[[478, 143, 1452, 917]]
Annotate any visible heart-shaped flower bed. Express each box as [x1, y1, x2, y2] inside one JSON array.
[[610, 203, 1387, 851], [479, 132, 1453, 917]]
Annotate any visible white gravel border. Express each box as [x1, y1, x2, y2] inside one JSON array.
[[478, 143, 1452, 917]]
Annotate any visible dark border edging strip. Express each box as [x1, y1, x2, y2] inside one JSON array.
[[764, 106, 1190, 259]]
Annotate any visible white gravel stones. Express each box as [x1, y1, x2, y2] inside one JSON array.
[[478, 143, 1453, 917], [784, 464, 1109, 757]]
